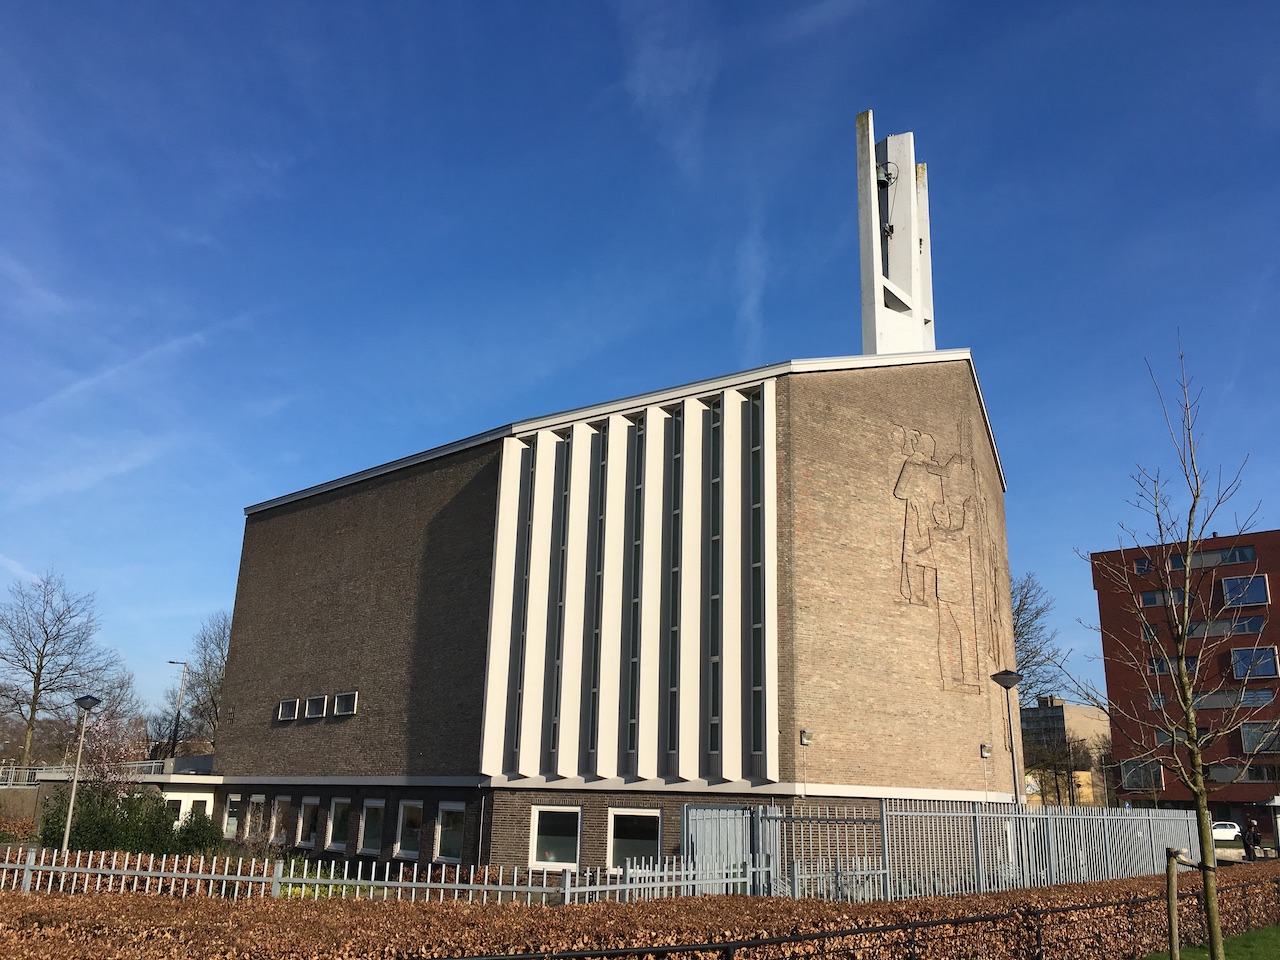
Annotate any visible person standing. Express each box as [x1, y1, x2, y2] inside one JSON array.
[[1244, 820, 1260, 862]]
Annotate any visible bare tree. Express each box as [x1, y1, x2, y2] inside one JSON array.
[[1011, 571, 1065, 699], [0, 572, 125, 765], [1082, 349, 1262, 960], [150, 611, 230, 754]]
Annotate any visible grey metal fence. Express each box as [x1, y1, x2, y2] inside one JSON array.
[[685, 799, 1201, 901]]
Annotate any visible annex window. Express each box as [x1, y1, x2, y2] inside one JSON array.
[[1141, 589, 1184, 608], [435, 801, 466, 863], [1224, 576, 1269, 607], [223, 794, 244, 840], [297, 797, 320, 848], [395, 801, 423, 859], [326, 798, 351, 852], [607, 809, 661, 869], [1171, 546, 1256, 570], [248, 795, 266, 837], [277, 699, 299, 721], [304, 695, 327, 719], [359, 800, 385, 855], [191, 799, 208, 818], [270, 797, 293, 846], [1149, 656, 1198, 676], [1191, 617, 1266, 638], [1241, 721, 1280, 754], [529, 806, 580, 869], [1233, 647, 1280, 680], [1120, 759, 1163, 791], [166, 799, 182, 822], [334, 691, 358, 716]]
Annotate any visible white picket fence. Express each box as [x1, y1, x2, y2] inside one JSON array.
[[0, 847, 769, 904]]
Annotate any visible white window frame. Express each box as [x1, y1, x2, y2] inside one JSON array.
[[395, 800, 424, 860], [1224, 575, 1270, 607], [606, 807, 662, 871], [359, 799, 386, 855], [334, 691, 359, 716], [296, 796, 320, 848], [434, 801, 466, 864], [1232, 646, 1280, 680], [223, 793, 243, 840], [277, 699, 299, 721], [304, 695, 327, 719], [270, 796, 293, 846], [528, 805, 581, 870], [326, 797, 352, 852]]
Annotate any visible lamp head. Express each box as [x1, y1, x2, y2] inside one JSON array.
[[980, 744, 993, 759], [991, 670, 1023, 690], [799, 729, 814, 747], [74, 695, 101, 713]]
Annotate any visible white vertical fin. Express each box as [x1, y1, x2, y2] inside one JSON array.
[[718, 390, 745, 784], [761, 379, 780, 784], [677, 396, 704, 782], [636, 405, 669, 780], [554, 422, 593, 779]]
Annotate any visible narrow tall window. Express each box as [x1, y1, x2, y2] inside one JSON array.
[[505, 444, 536, 770], [747, 389, 765, 757], [705, 398, 723, 756], [546, 434, 571, 768], [625, 417, 645, 760], [586, 425, 607, 760]]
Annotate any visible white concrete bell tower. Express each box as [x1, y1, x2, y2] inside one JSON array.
[[856, 110, 935, 355]]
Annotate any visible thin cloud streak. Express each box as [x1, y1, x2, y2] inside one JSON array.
[[735, 208, 768, 364]]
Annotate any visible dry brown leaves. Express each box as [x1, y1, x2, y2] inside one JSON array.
[[0, 861, 1277, 960]]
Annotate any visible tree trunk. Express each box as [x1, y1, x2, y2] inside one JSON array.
[[1192, 788, 1224, 960]]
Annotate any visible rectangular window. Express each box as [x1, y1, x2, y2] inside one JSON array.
[[1241, 721, 1280, 754], [326, 798, 351, 852], [1224, 576, 1269, 607], [396, 801, 423, 859], [435, 802, 466, 863], [270, 797, 293, 846], [1149, 656, 1198, 675], [277, 699, 299, 721], [1141, 589, 1184, 607], [1194, 689, 1278, 709], [1133, 557, 1152, 574], [191, 799, 208, 818], [248, 795, 266, 838], [1120, 759, 1163, 791], [608, 809, 661, 869], [304, 695, 327, 719], [1242, 689, 1276, 707], [1233, 647, 1280, 680], [1155, 727, 1206, 745], [166, 799, 182, 822], [224, 794, 244, 840], [529, 806, 580, 869], [1190, 617, 1266, 637], [1141, 623, 1160, 643], [359, 801, 385, 855], [297, 797, 319, 848], [1149, 694, 1166, 710], [334, 691, 358, 715], [1171, 546, 1256, 570]]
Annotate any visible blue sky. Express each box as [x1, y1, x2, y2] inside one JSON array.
[[2, 1, 1277, 710]]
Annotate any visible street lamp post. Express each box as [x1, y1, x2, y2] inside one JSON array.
[[799, 729, 814, 798], [166, 660, 188, 760], [61, 694, 101, 853], [991, 670, 1024, 804]]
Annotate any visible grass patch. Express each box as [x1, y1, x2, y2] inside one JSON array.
[[1141, 924, 1280, 959]]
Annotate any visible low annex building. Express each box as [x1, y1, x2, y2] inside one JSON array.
[[211, 112, 1021, 869]]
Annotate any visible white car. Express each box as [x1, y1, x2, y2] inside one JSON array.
[[1212, 821, 1242, 842]]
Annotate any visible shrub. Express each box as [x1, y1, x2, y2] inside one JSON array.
[[39, 784, 227, 856], [175, 809, 226, 854]]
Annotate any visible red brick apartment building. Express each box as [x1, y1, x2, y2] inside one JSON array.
[[1093, 530, 1280, 827]]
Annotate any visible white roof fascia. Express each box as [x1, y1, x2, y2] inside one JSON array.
[[245, 348, 1003, 516]]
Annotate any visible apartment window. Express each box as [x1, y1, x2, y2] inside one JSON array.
[[270, 797, 293, 846], [1141, 589, 1184, 608], [1171, 546, 1256, 570], [359, 801, 385, 855], [1191, 617, 1265, 637], [1155, 727, 1206, 745], [1149, 656, 1198, 675], [304, 695, 327, 719], [1195, 689, 1278, 709], [607, 809, 661, 869], [334, 692, 358, 716], [223, 794, 244, 840], [435, 802, 466, 863], [1120, 759, 1163, 791], [1242, 689, 1276, 707], [1149, 694, 1166, 710], [396, 801, 423, 859], [296, 797, 320, 848], [1133, 557, 1152, 575], [1224, 576, 1269, 607], [1241, 721, 1280, 754], [326, 798, 351, 852], [529, 806, 580, 869], [1141, 623, 1159, 643], [1233, 647, 1280, 680], [277, 699, 299, 721]]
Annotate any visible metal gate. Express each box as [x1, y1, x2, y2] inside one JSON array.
[[680, 804, 782, 894]]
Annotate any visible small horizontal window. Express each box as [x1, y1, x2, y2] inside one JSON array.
[[305, 695, 327, 719], [334, 692, 358, 716], [1133, 557, 1152, 574], [277, 699, 299, 721], [1224, 576, 1269, 607], [1233, 647, 1279, 680], [1171, 546, 1256, 570], [1149, 656, 1198, 676], [1141, 588, 1185, 607], [1141, 623, 1160, 643], [1193, 689, 1277, 709], [1121, 759, 1163, 791], [1190, 616, 1265, 638], [1242, 689, 1276, 707]]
